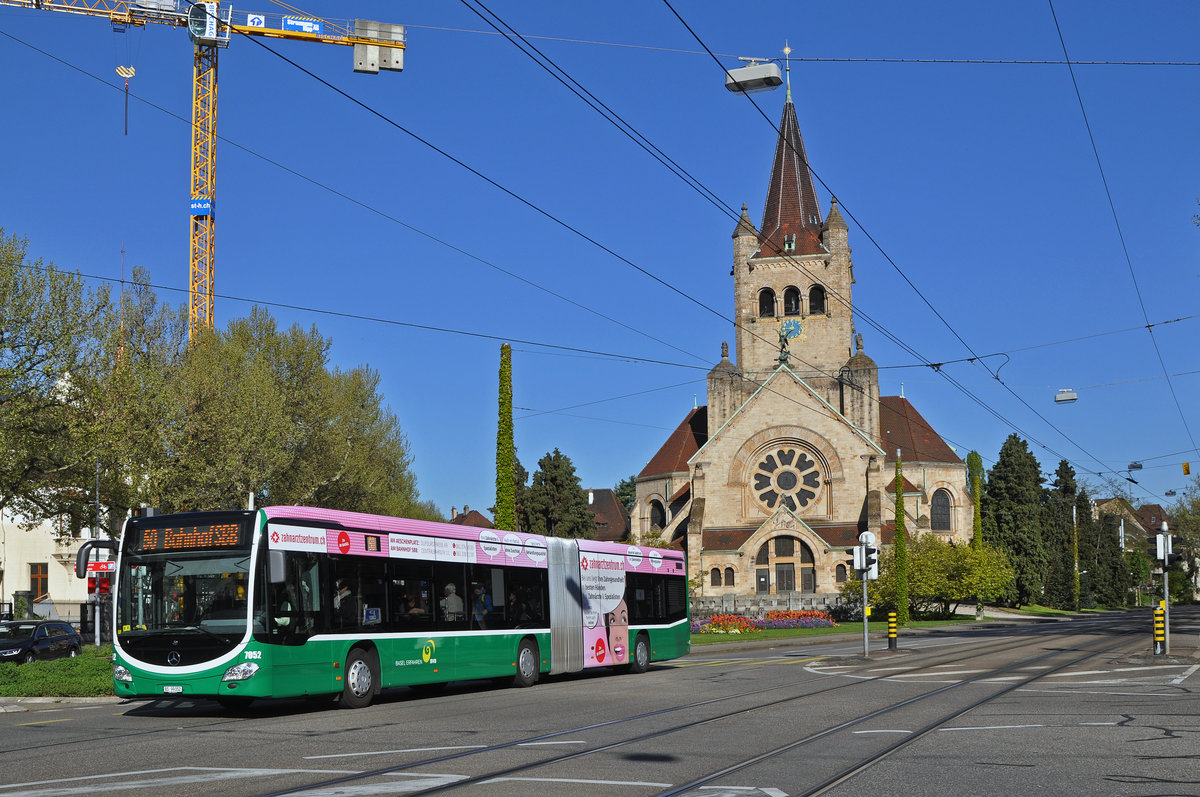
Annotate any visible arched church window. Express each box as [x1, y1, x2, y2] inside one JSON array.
[[932, 489, 952, 531], [710, 568, 721, 587], [783, 286, 801, 316], [649, 500, 666, 530], [775, 537, 794, 557], [725, 567, 735, 587], [751, 445, 823, 512], [836, 564, 847, 583], [755, 542, 770, 565], [758, 288, 776, 318], [808, 285, 827, 315]]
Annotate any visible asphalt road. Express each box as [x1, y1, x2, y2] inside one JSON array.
[[2, 608, 1197, 796]]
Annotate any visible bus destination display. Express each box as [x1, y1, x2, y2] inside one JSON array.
[[136, 522, 243, 552]]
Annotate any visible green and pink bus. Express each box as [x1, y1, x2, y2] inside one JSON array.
[[88, 506, 690, 709]]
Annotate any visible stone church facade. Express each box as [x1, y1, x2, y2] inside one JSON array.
[[631, 95, 973, 600]]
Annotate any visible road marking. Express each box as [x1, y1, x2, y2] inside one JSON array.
[[305, 745, 486, 760], [482, 776, 672, 787], [15, 718, 72, 726], [1171, 664, 1199, 685], [939, 724, 1044, 732], [4, 767, 354, 796], [290, 773, 465, 795], [853, 729, 913, 735], [516, 740, 587, 746]]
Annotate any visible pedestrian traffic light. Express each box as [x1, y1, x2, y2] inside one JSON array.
[[863, 545, 879, 580]]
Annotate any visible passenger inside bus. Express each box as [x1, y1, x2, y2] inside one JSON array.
[[439, 582, 464, 621], [471, 584, 493, 629]]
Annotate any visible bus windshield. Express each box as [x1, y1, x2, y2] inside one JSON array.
[[117, 551, 253, 638]]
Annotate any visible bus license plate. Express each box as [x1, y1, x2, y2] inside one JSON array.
[[163, 685, 183, 694]]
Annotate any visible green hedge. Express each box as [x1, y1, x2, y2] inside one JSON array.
[[0, 646, 115, 697]]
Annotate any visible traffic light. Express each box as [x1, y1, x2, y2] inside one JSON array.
[[87, 576, 111, 595], [863, 546, 879, 581]]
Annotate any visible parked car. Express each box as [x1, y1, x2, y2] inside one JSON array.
[[0, 620, 83, 664]]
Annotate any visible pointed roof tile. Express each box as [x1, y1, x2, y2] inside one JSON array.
[[754, 99, 824, 259]]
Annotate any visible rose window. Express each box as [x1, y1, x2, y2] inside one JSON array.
[[752, 447, 821, 511]]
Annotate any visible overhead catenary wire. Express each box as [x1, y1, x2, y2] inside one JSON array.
[[660, 0, 1167, 500]]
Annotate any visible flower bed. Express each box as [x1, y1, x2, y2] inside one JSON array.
[[691, 609, 837, 634]]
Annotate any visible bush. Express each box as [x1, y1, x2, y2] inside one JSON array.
[[0, 646, 114, 697]]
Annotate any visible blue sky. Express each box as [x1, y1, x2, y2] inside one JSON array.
[[1, 1, 1197, 519]]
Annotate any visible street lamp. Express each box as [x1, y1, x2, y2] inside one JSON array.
[[724, 57, 783, 94], [1054, 388, 1078, 404]]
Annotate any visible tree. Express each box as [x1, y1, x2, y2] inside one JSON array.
[[614, 474, 637, 514], [840, 532, 1014, 617], [892, 455, 909, 623], [0, 228, 109, 528], [1041, 461, 1079, 610], [494, 343, 516, 531], [967, 450, 986, 617], [521, 448, 597, 539], [94, 298, 437, 520], [983, 434, 1047, 606]]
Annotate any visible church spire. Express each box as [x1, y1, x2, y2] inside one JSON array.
[[755, 85, 824, 258]]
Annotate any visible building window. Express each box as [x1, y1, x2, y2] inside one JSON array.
[[932, 489, 952, 531], [783, 286, 801, 316], [724, 567, 735, 587], [30, 563, 48, 599], [710, 568, 721, 587], [775, 536, 795, 557], [783, 233, 796, 252], [758, 288, 776, 318], [755, 542, 770, 565], [752, 446, 823, 512], [808, 285, 826, 315], [836, 564, 847, 583]]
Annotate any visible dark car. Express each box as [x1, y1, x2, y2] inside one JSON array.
[[0, 620, 83, 664]]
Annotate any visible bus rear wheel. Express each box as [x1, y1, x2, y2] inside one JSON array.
[[512, 639, 539, 688], [340, 648, 377, 709]]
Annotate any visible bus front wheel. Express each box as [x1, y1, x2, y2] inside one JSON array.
[[512, 639, 539, 688], [340, 648, 377, 709]]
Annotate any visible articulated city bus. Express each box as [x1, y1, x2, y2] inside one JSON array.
[[87, 506, 689, 709]]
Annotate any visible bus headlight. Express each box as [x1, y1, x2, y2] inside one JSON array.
[[113, 664, 133, 682], [222, 661, 260, 682]]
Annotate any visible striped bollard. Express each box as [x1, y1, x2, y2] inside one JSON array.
[[888, 611, 898, 651], [1153, 607, 1165, 655]]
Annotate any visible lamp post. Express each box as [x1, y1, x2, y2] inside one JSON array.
[[1160, 521, 1170, 655]]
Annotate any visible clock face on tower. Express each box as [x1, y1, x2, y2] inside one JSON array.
[[781, 318, 802, 339], [752, 445, 822, 512]]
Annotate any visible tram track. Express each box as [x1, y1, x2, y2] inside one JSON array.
[[258, 620, 1123, 796]]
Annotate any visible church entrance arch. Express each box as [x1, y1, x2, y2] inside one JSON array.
[[753, 535, 816, 595]]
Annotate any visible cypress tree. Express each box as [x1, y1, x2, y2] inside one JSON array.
[[894, 455, 910, 623], [967, 450, 985, 618], [983, 435, 1047, 606], [524, 448, 597, 539], [494, 344, 515, 530]]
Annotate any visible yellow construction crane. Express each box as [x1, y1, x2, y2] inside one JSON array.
[[1, 1, 405, 339]]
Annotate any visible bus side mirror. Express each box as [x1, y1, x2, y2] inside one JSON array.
[[268, 550, 287, 584]]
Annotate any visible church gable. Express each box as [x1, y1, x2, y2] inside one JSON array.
[[690, 366, 881, 529]]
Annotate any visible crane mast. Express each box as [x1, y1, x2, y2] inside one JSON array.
[[1, 0, 406, 340]]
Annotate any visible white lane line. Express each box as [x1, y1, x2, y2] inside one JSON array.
[[482, 776, 672, 787], [291, 774, 466, 795], [516, 740, 587, 746], [5, 767, 354, 796], [305, 746, 486, 760], [1171, 664, 1199, 685], [938, 724, 1044, 732], [886, 669, 987, 677], [853, 729, 913, 735]]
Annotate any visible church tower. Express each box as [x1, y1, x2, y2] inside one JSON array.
[[732, 92, 859, 413]]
